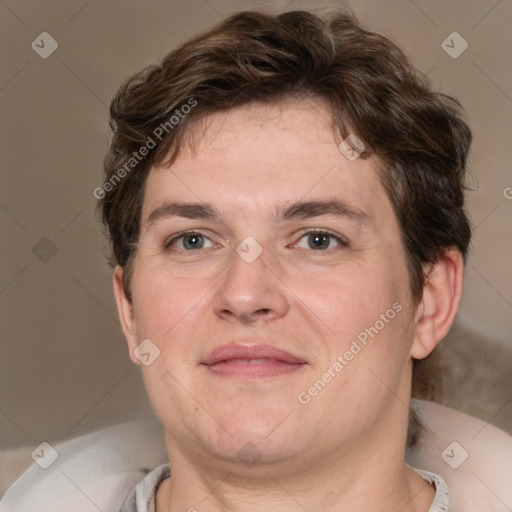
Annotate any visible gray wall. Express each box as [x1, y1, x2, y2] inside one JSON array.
[[1, 0, 511, 491]]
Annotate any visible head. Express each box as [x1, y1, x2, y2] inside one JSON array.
[[99, 9, 471, 461]]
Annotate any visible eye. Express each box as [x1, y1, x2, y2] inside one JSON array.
[[294, 230, 348, 251], [165, 232, 215, 251]]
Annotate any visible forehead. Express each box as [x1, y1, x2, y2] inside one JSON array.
[[141, 99, 394, 229]]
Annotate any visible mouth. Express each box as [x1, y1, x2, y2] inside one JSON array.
[[201, 344, 307, 379]]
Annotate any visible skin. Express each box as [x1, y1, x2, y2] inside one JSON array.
[[114, 98, 464, 511]]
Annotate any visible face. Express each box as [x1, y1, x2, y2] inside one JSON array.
[[116, 99, 423, 470]]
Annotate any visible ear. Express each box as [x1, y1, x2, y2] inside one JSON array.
[[113, 266, 141, 366], [411, 248, 464, 359]]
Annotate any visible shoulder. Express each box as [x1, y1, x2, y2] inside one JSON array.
[[0, 415, 167, 512], [119, 464, 170, 512], [2, 403, 511, 512], [407, 399, 512, 512]]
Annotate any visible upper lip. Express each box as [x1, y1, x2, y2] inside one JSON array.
[[201, 344, 306, 365]]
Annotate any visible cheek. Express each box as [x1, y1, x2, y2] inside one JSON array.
[[131, 265, 192, 339], [130, 268, 207, 417], [130, 264, 218, 373], [315, 251, 413, 371], [303, 262, 404, 338]]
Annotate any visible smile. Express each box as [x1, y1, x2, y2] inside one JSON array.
[[201, 344, 307, 379]]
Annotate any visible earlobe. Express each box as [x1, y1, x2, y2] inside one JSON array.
[[113, 266, 141, 366], [411, 248, 464, 359]]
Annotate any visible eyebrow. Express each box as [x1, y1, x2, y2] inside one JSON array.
[[146, 202, 220, 229], [280, 199, 368, 223], [145, 198, 368, 230]]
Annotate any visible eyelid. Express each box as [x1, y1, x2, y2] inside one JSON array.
[[292, 228, 349, 249], [164, 230, 217, 249], [163, 228, 349, 251]]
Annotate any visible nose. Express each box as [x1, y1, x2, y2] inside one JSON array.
[[212, 247, 290, 324]]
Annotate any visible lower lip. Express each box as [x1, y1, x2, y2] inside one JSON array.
[[202, 360, 305, 378]]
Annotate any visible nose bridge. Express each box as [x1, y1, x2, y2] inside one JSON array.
[[213, 241, 288, 322]]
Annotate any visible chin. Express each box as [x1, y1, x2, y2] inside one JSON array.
[[207, 432, 303, 469], [203, 411, 303, 457]]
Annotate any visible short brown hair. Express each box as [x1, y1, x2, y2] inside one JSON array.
[[99, 10, 472, 445]]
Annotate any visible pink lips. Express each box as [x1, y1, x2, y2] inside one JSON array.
[[201, 344, 306, 378]]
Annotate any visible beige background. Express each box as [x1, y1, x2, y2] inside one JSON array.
[[1, 0, 511, 495]]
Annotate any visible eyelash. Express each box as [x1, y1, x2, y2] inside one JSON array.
[[163, 229, 349, 251], [297, 228, 349, 250], [163, 231, 215, 251]]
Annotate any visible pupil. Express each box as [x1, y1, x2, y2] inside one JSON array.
[[184, 234, 203, 249], [309, 234, 329, 249]]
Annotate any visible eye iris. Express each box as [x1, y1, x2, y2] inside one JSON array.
[[183, 234, 204, 249], [308, 233, 330, 250]]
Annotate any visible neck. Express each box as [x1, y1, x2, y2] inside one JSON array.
[[156, 425, 435, 512]]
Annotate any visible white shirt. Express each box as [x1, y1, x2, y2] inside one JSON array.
[[119, 464, 450, 512]]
